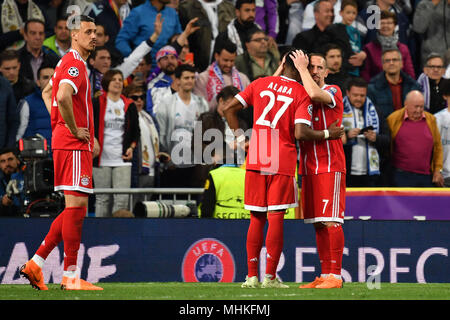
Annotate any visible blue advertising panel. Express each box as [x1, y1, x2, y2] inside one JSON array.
[[0, 218, 448, 284]]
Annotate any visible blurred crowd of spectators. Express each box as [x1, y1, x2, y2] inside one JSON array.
[[1, 0, 450, 217]]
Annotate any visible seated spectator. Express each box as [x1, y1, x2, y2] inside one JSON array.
[[178, 0, 235, 72], [361, 10, 415, 83], [323, 43, 351, 92], [16, 65, 54, 151], [123, 84, 163, 202], [0, 50, 36, 104], [0, 74, 19, 149], [234, 28, 280, 81], [417, 53, 447, 114], [115, 0, 182, 69], [93, 69, 140, 217], [329, 0, 366, 76], [88, 0, 131, 47], [434, 79, 450, 187], [146, 45, 179, 116], [0, 0, 45, 51], [386, 90, 444, 187], [215, 0, 258, 57], [413, 0, 450, 68], [156, 64, 209, 188], [194, 39, 250, 110], [43, 16, 70, 57], [302, 0, 342, 30], [367, 48, 421, 118], [0, 147, 25, 216], [18, 19, 59, 82], [342, 77, 391, 187]]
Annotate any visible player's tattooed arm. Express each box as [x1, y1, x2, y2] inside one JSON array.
[[295, 120, 344, 141]]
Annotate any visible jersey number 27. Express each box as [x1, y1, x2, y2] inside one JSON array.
[[255, 90, 293, 129]]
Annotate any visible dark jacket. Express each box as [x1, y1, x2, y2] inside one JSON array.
[[89, 0, 123, 47], [93, 93, 140, 167], [18, 45, 59, 82], [0, 75, 19, 148], [367, 70, 421, 118], [13, 76, 36, 106]]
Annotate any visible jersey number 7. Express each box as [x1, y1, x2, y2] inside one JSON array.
[[255, 90, 293, 129]]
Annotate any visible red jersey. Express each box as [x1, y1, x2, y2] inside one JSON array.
[[298, 84, 346, 175], [235, 76, 312, 177], [50, 49, 94, 152]]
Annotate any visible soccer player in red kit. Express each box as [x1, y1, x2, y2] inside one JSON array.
[[224, 52, 343, 288], [291, 50, 346, 289], [20, 15, 102, 290]]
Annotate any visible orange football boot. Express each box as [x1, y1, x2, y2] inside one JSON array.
[[315, 274, 343, 289], [20, 260, 48, 291], [299, 276, 325, 288], [61, 276, 103, 290]]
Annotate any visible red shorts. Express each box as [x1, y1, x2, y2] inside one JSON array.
[[244, 170, 298, 212], [301, 172, 345, 224], [53, 149, 93, 194]]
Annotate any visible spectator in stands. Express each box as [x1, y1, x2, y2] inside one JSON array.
[[123, 84, 163, 202], [88, 46, 111, 98], [234, 28, 280, 81], [302, 0, 341, 30], [342, 77, 391, 187], [0, 50, 36, 104], [178, 0, 235, 72], [43, 16, 70, 57], [94, 24, 124, 68], [18, 19, 59, 82], [255, 0, 278, 41], [417, 53, 448, 115], [156, 64, 209, 188], [361, 10, 415, 83], [292, 0, 352, 62], [194, 39, 250, 110], [387, 90, 444, 187], [93, 69, 140, 217], [323, 43, 351, 92], [367, 48, 421, 118], [127, 54, 153, 88], [276, 0, 305, 45], [88, 0, 131, 47], [0, 0, 45, 51], [115, 0, 182, 68], [435, 79, 450, 187], [445, 48, 450, 79], [0, 74, 19, 149], [0, 147, 24, 216], [413, 0, 450, 68], [146, 45, 179, 116], [16, 65, 54, 150]]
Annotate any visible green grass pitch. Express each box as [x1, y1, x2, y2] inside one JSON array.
[[0, 282, 449, 300]]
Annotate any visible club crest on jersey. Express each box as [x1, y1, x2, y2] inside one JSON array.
[[328, 86, 337, 95], [308, 104, 313, 116], [182, 238, 235, 282], [68, 67, 79, 77], [80, 175, 90, 186]]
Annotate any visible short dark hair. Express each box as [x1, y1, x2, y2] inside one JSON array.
[[174, 64, 196, 78], [309, 52, 327, 68], [323, 43, 343, 56], [314, 0, 331, 12], [37, 64, 55, 79], [382, 47, 402, 59], [425, 52, 444, 65], [341, 0, 358, 11], [346, 77, 368, 91], [101, 69, 123, 92], [235, 0, 255, 10], [67, 14, 95, 30], [0, 50, 20, 65], [0, 147, 18, 157], [284, 50, 298, 72], [24, 19, 45, 33], [214, 38, 237, 55], [90, 46, 110, 60], [216, 85, 240, 102], [245, 27, 265, 43], [380, 10, 397, 25]]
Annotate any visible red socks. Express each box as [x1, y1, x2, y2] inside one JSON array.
[[62, 207, 86, 271], [265, 212, 284, 279], [246, 213, 267, 277], [315, 224, 344, 276], [35, 210, 65, 260]]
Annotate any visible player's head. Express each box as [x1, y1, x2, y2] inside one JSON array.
[[282, 50, 301, 81], [68, 15, 96, 54], [308, 53, 328, 86]]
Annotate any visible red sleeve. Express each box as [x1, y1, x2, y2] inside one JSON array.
[[234, 79, 255, 108], [294, 86, 313, 126], [58, 59, 85, 95]]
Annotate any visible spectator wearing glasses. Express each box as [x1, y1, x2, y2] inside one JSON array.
[[234, 28, 280, 81], [417, 53, 448, 115], [367, 48, 421, 118]]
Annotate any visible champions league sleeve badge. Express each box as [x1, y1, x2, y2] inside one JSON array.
[[68, 66, 79, 77]]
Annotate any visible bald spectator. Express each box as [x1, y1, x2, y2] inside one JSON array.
[[387, 90, 444, 187]]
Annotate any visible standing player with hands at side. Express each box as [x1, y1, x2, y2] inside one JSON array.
[[224, 51, 343, 289], [20, 15, 103, 291], [291, 50, 347, 289]]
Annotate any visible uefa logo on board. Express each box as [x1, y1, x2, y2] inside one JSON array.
[[181, 238, 235, 283]]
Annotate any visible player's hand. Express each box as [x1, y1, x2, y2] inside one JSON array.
[[289, 49, 309, 71], [73, 127, 90, 142], [327, 120, 344, 139], [347, 128, 361, 139], [432, 171, 445, 187], [93, 138, 100, 158]]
